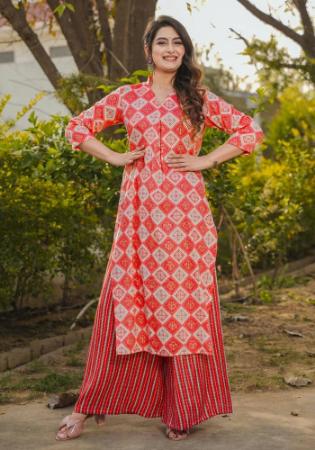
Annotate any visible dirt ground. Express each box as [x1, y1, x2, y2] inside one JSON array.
[[0, 265, 314, 405]]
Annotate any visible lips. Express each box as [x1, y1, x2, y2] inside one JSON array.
[[163, 57, 177, 61]]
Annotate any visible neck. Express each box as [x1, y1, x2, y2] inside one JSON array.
[[150, 70, 176, 89]]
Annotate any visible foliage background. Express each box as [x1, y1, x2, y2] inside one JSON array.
[[0, 72, 314, 311]]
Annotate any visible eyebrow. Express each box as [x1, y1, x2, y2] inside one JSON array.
[[155, 37, 182, 41]]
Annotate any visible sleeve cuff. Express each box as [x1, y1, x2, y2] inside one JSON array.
[[226, 130, 264, 155], [69, 134, 96, 152]]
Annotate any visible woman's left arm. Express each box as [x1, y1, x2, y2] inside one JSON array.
[[166, 89, 264, 171], [199, 89, 265, 169]]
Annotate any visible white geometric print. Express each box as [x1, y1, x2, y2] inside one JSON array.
[[65, 73, 264, 356]]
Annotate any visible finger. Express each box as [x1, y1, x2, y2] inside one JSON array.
[[130, 151, 144, 157], [167, 157, 185, 163], [134, 150, 145, 156], [167, 161, 186, 166], [171, 154, 183, 158], [133, 150, 145, 155]]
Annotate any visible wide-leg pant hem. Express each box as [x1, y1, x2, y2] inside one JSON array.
[[72, 406, 233, 430]]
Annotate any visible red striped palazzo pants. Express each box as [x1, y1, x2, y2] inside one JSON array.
[[73, 266, 233, 430]]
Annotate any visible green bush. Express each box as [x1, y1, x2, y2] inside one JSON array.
[[0, 99, 127, 311], [0, 81, 314, 310], [201, 83, 315, 275]]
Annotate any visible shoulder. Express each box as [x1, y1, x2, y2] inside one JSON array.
[[200, 85, 220, 102], [116, 81, 146, 94], [110, 82, 147, 102]]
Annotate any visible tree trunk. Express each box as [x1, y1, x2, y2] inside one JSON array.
[[110, 0, 157, 80], [95, 0, 113, 76], [46, 0, 104, 103]]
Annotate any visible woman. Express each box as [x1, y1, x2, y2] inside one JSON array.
[[56, 15, 264, 442]]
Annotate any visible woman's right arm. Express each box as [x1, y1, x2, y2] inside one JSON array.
[[78, 137, 145, 167], [65, 86, 145, 166]]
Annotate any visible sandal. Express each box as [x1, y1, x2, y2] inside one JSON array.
[[166, 427, 190, 440], [55, 412, 106, 440], [56, 412, 88, 441]]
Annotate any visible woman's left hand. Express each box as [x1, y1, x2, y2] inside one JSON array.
[[165, 153, 209, 171]]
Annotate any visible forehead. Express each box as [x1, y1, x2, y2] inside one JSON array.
[[154, 26, 181, 40]]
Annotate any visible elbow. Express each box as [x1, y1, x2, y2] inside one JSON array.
[[253, 117, 265, 144], [64, 121, 73, 145], [252, 125, 265, 152], [64, 119, 90, 151], [64, 121, 79, 151], [243, 121, 265, 155]]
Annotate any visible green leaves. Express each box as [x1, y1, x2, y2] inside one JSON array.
[[0, 109, 126, 310], [200, 83, 314, 276], [53, 2, 75, 17]]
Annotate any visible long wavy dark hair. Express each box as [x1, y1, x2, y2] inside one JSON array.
[[143, 15, 206, 140]]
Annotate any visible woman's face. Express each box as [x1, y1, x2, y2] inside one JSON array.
[[148, 26, 185, 74]]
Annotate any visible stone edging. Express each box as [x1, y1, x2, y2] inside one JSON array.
[[0, 326, 92, 373]]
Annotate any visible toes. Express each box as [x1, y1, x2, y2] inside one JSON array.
[[56, 425, 69, 440], [166, 428, 188, 440], [95, 414, 106, 426]]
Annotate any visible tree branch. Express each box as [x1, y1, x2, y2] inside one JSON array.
[[229, 27, 250, 46], [46, 0, 103, 76], [236, 0, 304, 47], [221, 205, 257, 296]]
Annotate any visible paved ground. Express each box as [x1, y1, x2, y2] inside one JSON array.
[[0, 387, 314, 450]]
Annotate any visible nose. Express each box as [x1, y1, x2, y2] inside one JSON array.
[[165, 42, 177, 52]]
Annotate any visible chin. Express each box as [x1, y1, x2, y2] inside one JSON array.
[[159, 64, 181, 72]]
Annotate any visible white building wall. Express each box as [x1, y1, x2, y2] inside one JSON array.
[[0, 23, 77, 129]]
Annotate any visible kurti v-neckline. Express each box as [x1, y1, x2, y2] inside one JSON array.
[[144, 74, 177, 106]]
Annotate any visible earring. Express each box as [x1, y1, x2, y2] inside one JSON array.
[[147, 55, 154, 69]]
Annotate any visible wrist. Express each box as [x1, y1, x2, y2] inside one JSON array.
[[200, 155, 219, 170], [208, 159, 219, 169]]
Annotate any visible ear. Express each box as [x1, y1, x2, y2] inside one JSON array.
[[144, 44, 149, 59]]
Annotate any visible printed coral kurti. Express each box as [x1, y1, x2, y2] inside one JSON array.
[[65, 75, 264, 357]]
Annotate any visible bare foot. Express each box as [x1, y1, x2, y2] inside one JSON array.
[[94, 414, 106, 426], [166, 427, 189, 440]]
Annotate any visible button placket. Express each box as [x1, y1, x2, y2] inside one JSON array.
[[158, 108, 168, 177]]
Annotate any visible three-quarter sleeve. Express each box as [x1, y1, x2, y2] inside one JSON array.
[[203, 89, 264, 154], [65, 86, 124, 151]]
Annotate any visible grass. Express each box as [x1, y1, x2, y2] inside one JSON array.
[[20, 359, 50, 374], [222, 302, 257, 314], [0, 370, 83, 394], [62, 340, 86, 357], [66, 356, 84, 367], [0, 392, 10, 404], [0, 341, 86, 403], [229, 369, 287, 392]]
